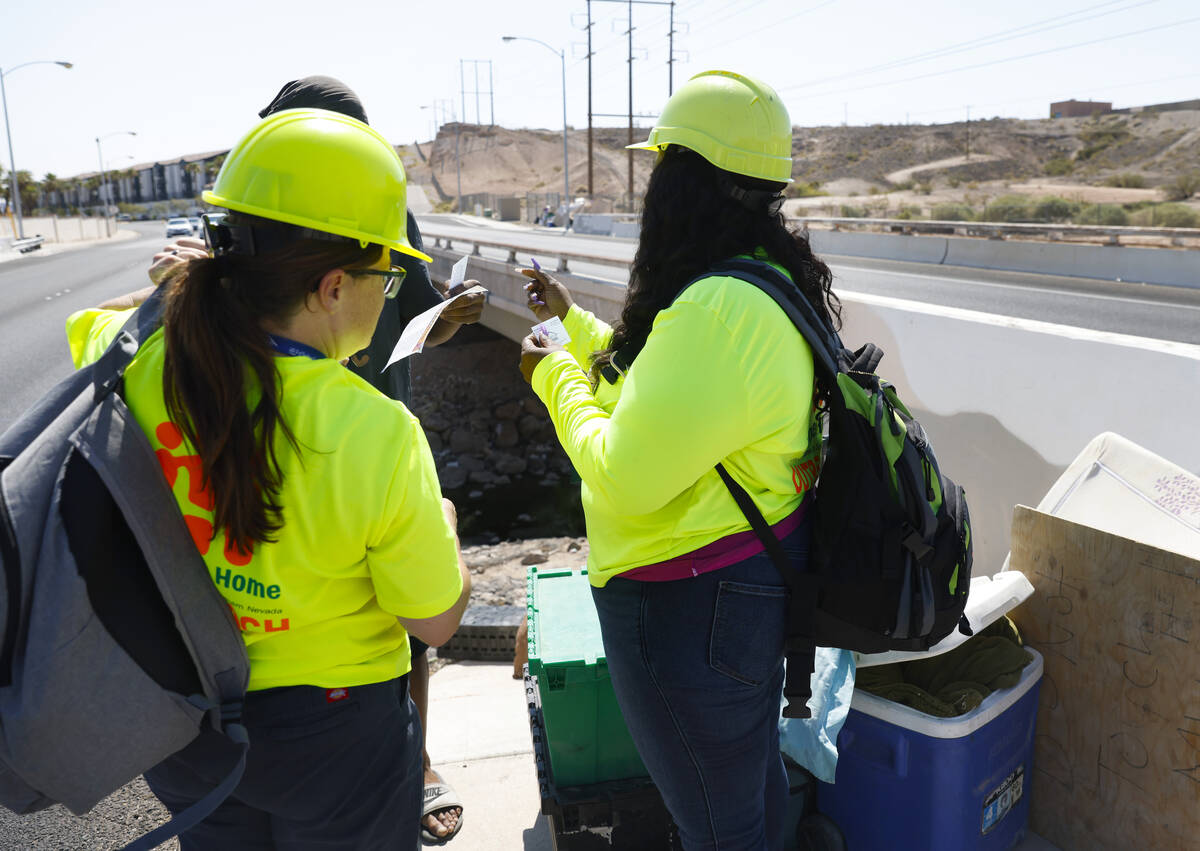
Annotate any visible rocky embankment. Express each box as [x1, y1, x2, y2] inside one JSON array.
[[409, 322, 588, 609]]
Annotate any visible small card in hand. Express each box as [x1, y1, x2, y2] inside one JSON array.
[[532, 316, 571, 346]]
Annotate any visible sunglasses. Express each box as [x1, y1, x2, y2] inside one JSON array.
[[353, 265, 407, 299]]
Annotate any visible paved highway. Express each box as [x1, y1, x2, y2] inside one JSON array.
[[418, 214, 1200, 346], [0, 222, 168, 433], [2, 217, 1198, 435]]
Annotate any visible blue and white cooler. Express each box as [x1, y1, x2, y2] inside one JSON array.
[[818, 571, 1041, 851]]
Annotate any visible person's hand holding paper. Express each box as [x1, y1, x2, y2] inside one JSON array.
[[385, 254, 488, 369]]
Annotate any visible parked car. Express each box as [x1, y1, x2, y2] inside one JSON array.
[[187, 216, 202, 233], [115, 213, 132, 222], [165, 217, 193, 237]]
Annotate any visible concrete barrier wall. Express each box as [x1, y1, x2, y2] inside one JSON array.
[[433, 246, 1200, 575], [837, 294, 1200, 573], [941, 238, 1199, 287], [5, 216, 111, 243], [572, 214, 614, 236], [808, 230, 949, 264], [806, 226, 1199, 289]]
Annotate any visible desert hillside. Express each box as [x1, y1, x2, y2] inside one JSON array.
[[401, 109, 1200, 222]]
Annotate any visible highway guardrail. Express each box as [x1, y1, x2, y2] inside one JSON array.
[[794, 216, 1200, 247]]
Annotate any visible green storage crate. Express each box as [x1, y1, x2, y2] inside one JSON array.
[[526, 566, 648, 787]]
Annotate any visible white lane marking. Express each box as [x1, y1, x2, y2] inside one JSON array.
[[843, 289, 1200, 357], [830, 261, 1200, 311]]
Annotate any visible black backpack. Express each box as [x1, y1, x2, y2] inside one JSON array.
[[606, 258, 974, 718], [0, 289, 251, 850]]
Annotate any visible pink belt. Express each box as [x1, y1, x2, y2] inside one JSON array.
[[622, 500, 809, 583]]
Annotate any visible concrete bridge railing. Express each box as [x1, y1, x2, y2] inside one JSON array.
[[425, 235, 1200, 576]]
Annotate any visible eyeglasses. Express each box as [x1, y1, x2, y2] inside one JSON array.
[[352, 265, 407, 299]]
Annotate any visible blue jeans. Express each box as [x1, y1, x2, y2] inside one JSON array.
[[590, 518, 810, 851]]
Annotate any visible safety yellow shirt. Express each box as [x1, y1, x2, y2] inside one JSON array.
[[531, 264, 821, 587], [65, 308, 463, 690]]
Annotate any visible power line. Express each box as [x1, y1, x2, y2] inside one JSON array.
[[902, 70, 1200, 120], [682, 0, 838, 54], [783, 0, 1159, 92], [782, 13, 1200, 100]]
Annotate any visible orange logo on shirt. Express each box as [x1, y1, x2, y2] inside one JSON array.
[[155, 421, 253, 565], [791, 458, 819, 493]]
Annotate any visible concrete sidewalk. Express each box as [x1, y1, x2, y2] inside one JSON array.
[[422, 661, 555, 850]]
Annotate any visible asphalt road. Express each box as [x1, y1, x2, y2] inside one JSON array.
[[417, 214, 1200, 346], [0, 222, 171, 434]]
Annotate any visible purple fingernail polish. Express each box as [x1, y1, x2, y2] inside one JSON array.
[[531, 257, 541, 272]]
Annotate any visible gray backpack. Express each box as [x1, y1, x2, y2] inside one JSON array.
[[0, 289, 250, 850]]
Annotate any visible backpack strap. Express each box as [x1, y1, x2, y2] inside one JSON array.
[[716, 462, 817, 719], [92, 286, 168, 400], [121, 720, 248, 851], [703, 258, 844, 720], [707, 258, 844, 386]]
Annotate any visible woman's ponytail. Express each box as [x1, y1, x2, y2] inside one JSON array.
[[162, 227, 380, 554]]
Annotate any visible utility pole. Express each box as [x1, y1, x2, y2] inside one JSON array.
[[587, 0, 676, 208], [667, 0, 675, 95], [587, 0, 593, 196], [966, 105, 971, 159], [627, 0, 634, 208]]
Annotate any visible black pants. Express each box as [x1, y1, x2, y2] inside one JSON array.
[[145, 676, 421, 851]]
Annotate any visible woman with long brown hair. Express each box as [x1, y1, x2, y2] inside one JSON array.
[[65, 108, 470, 850], [518, 72, 839, 850]]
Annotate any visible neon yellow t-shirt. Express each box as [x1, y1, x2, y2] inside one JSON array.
[[65, 307, 134, 369], [531, 263, 821, 587], [66, 311, 462, 691]]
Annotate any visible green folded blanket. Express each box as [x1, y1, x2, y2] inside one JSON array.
[[856, 617, 1033, 718]]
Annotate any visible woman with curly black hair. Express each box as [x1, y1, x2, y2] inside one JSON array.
[[518, 71, 840, 850]]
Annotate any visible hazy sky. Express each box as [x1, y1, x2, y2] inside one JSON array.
[[2, 0, 1197, 180]]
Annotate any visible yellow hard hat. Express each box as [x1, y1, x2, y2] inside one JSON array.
[[203, 108, 431, 262], [628, 70, 793, 183]]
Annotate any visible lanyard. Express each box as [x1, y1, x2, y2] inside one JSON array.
[[267, 334, 326, 360]]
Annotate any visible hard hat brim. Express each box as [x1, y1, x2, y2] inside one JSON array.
[[202, 190, 433, 263]]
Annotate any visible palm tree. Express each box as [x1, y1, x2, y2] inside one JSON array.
[[17, 171, 38, 215], [183, 161, 201, 195], [42, 172, 64, 213]]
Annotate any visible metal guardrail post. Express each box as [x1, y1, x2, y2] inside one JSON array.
[[507, 248, 518, 263], [472, 242, 481, 257], [557, 256, 570, 273]]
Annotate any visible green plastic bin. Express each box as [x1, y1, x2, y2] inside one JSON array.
[[526, 566, 648, 787]]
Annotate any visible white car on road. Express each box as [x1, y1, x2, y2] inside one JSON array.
[[165, 217, 193, 237]]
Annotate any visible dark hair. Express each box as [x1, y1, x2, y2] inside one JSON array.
[[162, 214, 382, 554], [591, 145, 840, 383]]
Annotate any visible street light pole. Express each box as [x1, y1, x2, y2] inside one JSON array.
[[0, 60, 73, 240], [502, 36, 570, 229], [95, 130, 136, 238]]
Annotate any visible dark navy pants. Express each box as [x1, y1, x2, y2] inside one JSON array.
[[590, 518, 810, 851], [145, 676, 421, 851]]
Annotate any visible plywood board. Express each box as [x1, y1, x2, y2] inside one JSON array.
[[1009, 506, 1200, 851]]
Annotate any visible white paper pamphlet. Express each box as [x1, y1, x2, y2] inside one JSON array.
[[384, 284, 488, 368], [449, 255, 469, 290], [532, 315, 571, 346]]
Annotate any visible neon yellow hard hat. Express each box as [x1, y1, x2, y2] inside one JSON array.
[[628, 70, 793, 183], [203, 108, 431, 262]]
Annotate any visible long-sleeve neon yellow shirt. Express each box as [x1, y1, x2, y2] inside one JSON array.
[[531, 263, 822, 587]]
